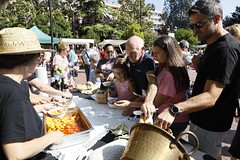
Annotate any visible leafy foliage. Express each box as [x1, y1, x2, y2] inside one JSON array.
[[116, 0, 155, 45], [121, 23, 144, 40], [175, 28, 199, 48], [163, 0, 193, 30], [1, 0, 222, 49], [0, 0, 36, 28], [83, 23, 120, 42]]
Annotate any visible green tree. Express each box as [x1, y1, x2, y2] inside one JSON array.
[[143, 29, 157, 49], [83, 23, 120, 42], [76, 0, 107, 38], [81, 28, 100, 44], [163, 0, 193, 30], [175, 28, 199, 48], [0, 0, 37, 29], [117, 0, 155, 27], [121, 23, 144, 40], [107, 0, 155, 45], [0, 0, 163, 46], [0, 0, 72, 38]]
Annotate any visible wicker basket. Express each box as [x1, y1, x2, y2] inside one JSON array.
[[95, 90, 107, 104]]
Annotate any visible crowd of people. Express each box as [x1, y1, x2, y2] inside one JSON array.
[[0, 0, 240, 160]]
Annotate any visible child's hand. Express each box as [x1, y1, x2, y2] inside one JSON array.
[[114, 100, 130, 108]]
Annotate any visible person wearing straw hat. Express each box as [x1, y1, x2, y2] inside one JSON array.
[[0, 27, 64, 160]]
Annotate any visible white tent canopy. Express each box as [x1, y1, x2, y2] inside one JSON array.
[[98, 39, 127, 57], [61, 38, 95, 45], [98, 39, 127, 47]]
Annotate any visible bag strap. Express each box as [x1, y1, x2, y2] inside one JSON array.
[[81, 50, 90, 66], [85, 50, 90, 59]]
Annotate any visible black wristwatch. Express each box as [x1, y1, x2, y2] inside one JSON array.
[[169, 105, 179, 117]]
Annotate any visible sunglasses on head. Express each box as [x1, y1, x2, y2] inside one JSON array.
[[189, 17, 214, 30]]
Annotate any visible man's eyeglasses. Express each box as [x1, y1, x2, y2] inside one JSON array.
[[106, 51, 114, 54], [189, 17, 213, 30]]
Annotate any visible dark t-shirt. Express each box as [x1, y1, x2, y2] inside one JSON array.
[[97, 57, 117, 80], [0, 76, 43, 160], [127, 53, 155, 95], [190, 34, 240, 132]]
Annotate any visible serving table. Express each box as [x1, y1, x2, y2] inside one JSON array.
[[46, 96, 135, 160]]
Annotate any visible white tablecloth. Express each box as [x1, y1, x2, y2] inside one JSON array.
[[47, 96, 135, 160]]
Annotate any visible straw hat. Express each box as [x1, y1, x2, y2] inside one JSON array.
[[0, 27, 55, 55]]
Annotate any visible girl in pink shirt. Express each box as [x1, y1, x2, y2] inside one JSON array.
[[152, 36, 190, 137], [110, 58, 136, 116]]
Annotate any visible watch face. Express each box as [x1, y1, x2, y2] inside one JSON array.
[[170, 105, 179, 117], [172, 106, 179, 113]]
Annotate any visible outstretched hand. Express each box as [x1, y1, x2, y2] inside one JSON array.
[[141, 101, 156, 118], [153, 108, 175, 130]]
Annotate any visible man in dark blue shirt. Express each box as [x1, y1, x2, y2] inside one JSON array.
[[115, 36, 157, 117]]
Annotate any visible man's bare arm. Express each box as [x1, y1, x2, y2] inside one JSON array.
[[141, 70, 158, 117], [177, 79, 225, 114]]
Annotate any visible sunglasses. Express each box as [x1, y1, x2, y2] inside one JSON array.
[[189, 17, 213, 30], [106, 51, 114, 54]]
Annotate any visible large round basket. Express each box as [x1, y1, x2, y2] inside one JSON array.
[[120, 123, 199, 160]]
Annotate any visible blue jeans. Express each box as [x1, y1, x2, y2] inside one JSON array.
[[85, 65, 90, 82]]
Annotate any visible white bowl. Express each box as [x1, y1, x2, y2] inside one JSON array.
[[102, 81, 112, 87], [48, 107, 67, 118], [133, 110, 143, 116]]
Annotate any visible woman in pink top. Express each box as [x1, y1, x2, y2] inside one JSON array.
[[110, 58, 136, 116], [152, 35, 190, 137]]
